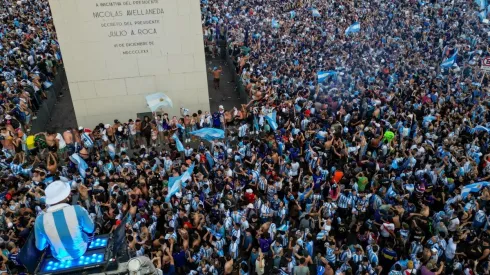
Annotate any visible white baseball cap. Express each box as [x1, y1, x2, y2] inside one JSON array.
[[45, 181, 71, 205], [127, 258, 142, 272], [219, 105, 224, 109]]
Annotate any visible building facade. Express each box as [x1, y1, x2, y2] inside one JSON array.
[[48, 0, 209, 127]]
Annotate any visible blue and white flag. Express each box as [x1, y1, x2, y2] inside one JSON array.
[[272, 18, 280, 28], [277, 224, 288, 232], [345, 22, 360, 35], [265, 110, 278, 131], [146, 92, 173, 111], [312, 8, 321, 17], [205, 151, 215, 167], [172, 134, 185, 152], [166, 178, 182, 202], [190, 128, 225, 141], [475, 0, 488, 10], [478, 10, 487, 21], [461, 181, 490, 198], [168, 176, 181, 189], [81, 132, 93, 148], [107, 143, 116, 159], [180, 163, 195, 186], [69, 153, 88, 179], [290, 10, 296, 19], [166, 163, 195, 200], [317, 70, 337, 83], [471, 125, 490, 134], [43, 81, 53, 89], [441, 49, 458, 68]]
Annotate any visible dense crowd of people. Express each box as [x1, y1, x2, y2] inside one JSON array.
[[2, 0, 490, 275], [0, 0, 61, 135]]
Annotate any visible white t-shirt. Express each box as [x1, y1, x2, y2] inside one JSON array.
[[28, 55, 35, 65], [256, 258, 265, 275], [445, 238, 457, 260], [290, 162, 300, 176], [380, 222, 395, 238], [129, 123, 136, 135], [448, 217, 460, 232], [56, 133, 66, 149]]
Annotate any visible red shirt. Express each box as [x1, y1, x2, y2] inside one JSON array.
[[244, 192, 256, 203], [5, 192, 12, 201]]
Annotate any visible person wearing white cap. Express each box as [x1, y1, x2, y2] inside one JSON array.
[[127, 255, 162, 275], [34, 181, 95, 261]]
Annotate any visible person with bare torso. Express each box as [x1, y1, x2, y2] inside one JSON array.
[[209, 66, 222, 90], [45, 130, 58, 154], [224, 255, 233, 275], [63, 128, 74, 155]]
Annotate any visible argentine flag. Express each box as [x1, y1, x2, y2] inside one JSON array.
[[190, 128, 225, 141], [146, 92, 173, 112], [345, 22, 360, 35], [476, 0, 488, 10], [180, 162, 195, 183], [166, 164, 196, 201], [205, 151, 215, 167], [69, 153, 89, 179], [471, 125, 490, 134], [265, 110, 278, 131], [478, 10, 487, 21], [168, 175, 182, 189], [172, 133, 185, 152], [166, 177, 182, 202], [461, 181, 490, 198], [312, 8, 321, 17], [317, 71, 337, 83], [272, 18, 280, 28], [440, 49, 458, 68]]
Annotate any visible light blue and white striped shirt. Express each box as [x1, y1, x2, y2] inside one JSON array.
[[325, 246, 336, 264], [338, 193, 349, 209], [367, 245, 379, 266], [35, 204, 95, 261], [231, 210, 242, 224]]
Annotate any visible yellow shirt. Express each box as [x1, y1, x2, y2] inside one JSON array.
[[26, 135, 36, 150]]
